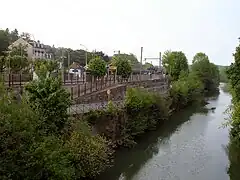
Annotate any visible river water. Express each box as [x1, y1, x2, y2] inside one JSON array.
[[98, 88, 231, 180]]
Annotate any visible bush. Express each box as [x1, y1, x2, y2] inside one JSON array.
[[124, 88, 169, 137], [66, 121, 112, 178], [169, 71, 204, 110], [112, 56, 132, 78], [0, 90, 37, 179], [88, 57, 106, 77]]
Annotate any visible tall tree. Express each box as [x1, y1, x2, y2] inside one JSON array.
[[191, 52, 219, 92], [112, 53, 139, 67], [162, 50, 189, 81], [0, 30, 9, 56], [88, 57, 106, 77], [9, 29, 19, 43], [192, 52, 209, 64]]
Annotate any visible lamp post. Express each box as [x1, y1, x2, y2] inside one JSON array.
[[79, 44, 89, 82], [79, 44, 88, 66]]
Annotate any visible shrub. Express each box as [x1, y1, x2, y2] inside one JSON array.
[[169, 71, 204, 110], [25, 76, 70, 135], [112, 56, 132, 78], [124, 88, 169, 137], [0, 91, 37, 179], [88, 57, 106, 77], [66, 121, 112, 178]]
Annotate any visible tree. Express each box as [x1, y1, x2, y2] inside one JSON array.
[[112, 53, 139, 67], [0, 30, 9, 56], [20, 32, 31, 41], [218, 65, 228, 83], [143, 62, 153, 70], [9, 29, 19, 43], [162, 50, 189, 81], [25, 63, 70, 135], [112, 56, 132, 78], [192, 52, 209, 64], [88, 57, 106, 77], [7, 44, 29, 73], [227, 42, 240, 102], [191, 52, 219, 92], [7, 55, 28, 73]]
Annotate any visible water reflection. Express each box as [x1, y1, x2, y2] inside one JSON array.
[[99, 90, 231, 180], [98, 105, 208, 180]]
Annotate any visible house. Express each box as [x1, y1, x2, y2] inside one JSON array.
[[68, 62, 85, 77], [8, 38, 53, 60]]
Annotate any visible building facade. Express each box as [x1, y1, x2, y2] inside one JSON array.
[[9, 38, 53, 60]]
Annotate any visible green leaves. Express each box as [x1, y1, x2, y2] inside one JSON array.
[[112, 55, 132, 78], [7, 55, 29, 73], [25, 75, 70, 135], [162, 50, 189, 81], [88, 57, 106, 77], [191, 52, 220, 92]]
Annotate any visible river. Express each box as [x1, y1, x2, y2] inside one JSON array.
[[98, 88, 231, 180]]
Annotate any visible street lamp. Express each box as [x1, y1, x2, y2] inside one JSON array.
[[79, 44, 88, 67]]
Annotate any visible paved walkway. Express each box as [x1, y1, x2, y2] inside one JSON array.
[[68, 100, 123, 114]]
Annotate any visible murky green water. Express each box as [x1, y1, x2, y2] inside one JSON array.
[[98, 89, 231, 180]]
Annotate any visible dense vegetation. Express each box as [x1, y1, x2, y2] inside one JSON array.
[[0, 62, 112, 179], [226, 41, 240, 180], [85, 51, 220, 149], [0, 27, 221, 179]]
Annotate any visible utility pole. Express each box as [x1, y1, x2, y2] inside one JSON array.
[[140, 47, 143, 79], [68, 51, 70, 80], [61, 49, 64, 83], [159, 52, 161, 68]]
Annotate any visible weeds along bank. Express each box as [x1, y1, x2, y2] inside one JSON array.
[[85, 72, 205, 148], [0, 51, 220, 179], [226, 42, 240, 180]]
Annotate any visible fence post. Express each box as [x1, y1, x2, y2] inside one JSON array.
[[90, 78, 93, 93], [8, 73, 11, 87], [77, 84, 80, 97], [71, 87, 73, 100], [84, 83, 87, 95], [20, 73, 22, 87], [11, 74, 14, 86]]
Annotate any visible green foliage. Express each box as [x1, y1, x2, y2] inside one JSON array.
[[112, 53, 139, 67], [88, 57, 106, 77], [191, 52, 220, 92], [0, 89, 37, 179], [225, 41, 240, 180], [0, 30, 9, 56], [0, 56, 6, 72], [192, 52, 209, 64], [25, 75, 70, 135], [6, 44, 29, 73], [112, 56, 132, 78], [66, 121, 111, 178], [218, 65, 229, 83], [7, 55, 29, 73], [34, 59, 60, 78], [143, 62, 153, 70], [124, 88, 169, 137], [0, 78, 110, 179], [162, 50, 189, 81], [169, 71, 204, 110]]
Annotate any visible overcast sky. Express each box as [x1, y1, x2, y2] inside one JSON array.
[[1, 0, 239, 65]]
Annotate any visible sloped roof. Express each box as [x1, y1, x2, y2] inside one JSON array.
[[69, 62, 82, 69], [8, 37, 32, 49]]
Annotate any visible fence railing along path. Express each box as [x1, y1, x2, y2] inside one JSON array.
[[67, 73, 166, 100]]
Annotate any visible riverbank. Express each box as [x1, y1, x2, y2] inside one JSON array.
[[98, 89, 231, 180]]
